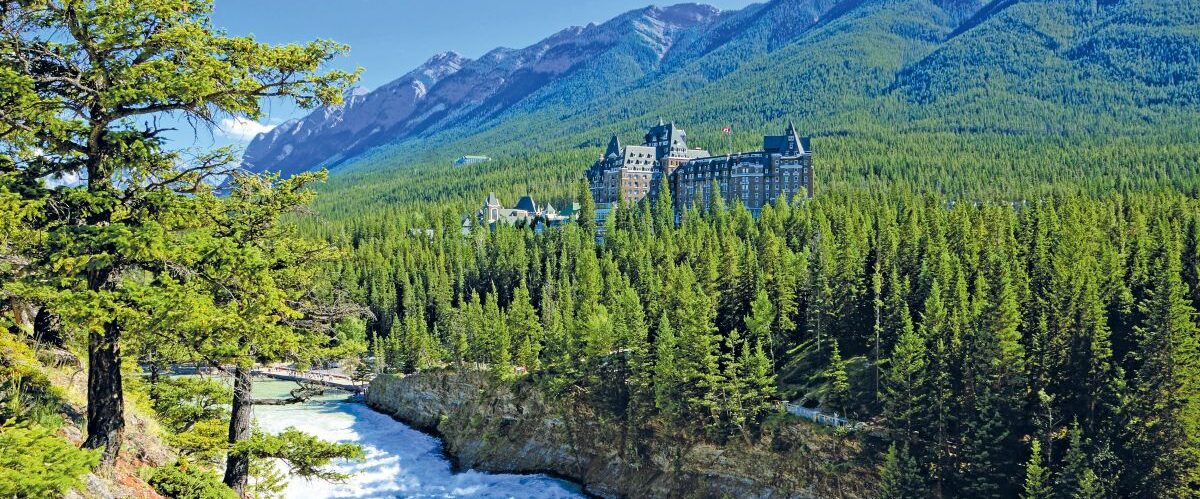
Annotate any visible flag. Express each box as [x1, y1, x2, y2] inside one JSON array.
[[721, 126, 731, 134]]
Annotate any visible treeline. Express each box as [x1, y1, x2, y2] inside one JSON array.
[[311, 130, 1200, 231], [330, 181, 1200, 497]]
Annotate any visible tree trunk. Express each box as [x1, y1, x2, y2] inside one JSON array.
[[223, 366, 254, 495], [82, 323, 124, 466], [148, 362, 161, 403], [33, 306, 64, 348]]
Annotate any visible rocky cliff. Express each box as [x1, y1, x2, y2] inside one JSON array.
[[366, 370, 876, 498], [242, 3, 723, 177]]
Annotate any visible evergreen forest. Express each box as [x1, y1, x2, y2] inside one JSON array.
[[2, 0, 1200, 498]]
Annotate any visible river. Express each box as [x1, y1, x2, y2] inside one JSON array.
[[250, 379, 585, 498]]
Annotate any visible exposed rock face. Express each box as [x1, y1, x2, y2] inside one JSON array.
[[242, 51, 467, 177], [241, 4, 722, 177], [367, 370, 875, 498]]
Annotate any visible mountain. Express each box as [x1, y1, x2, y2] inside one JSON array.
[[243, 3, 723, 177], [244, 0, 1200, 181], [243, 51, 466, 175]]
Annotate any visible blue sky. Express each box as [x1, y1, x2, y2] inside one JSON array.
[[193, 0, 757, 149]]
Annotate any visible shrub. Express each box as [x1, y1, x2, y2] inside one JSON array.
[[148, 459, 237, 499], [0, 423, 99, 497]]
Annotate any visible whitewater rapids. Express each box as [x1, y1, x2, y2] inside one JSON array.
[[251, 379, 584, 498]]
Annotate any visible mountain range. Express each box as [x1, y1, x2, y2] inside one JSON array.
[[243, 0, 1200, 179]]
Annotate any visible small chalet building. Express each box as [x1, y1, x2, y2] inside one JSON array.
[[467, 193, 575, 233], [453, 155, 491, 166]]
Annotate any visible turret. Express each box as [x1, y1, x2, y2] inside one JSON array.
[[605, 134, 622, 158]]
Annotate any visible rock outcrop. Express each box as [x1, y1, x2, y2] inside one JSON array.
[[367, 370, 876, 498]]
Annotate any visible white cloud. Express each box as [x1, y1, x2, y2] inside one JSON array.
[[218, 117, 275, 141]]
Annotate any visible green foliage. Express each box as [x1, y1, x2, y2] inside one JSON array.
[[879, 442, 926, 499], [247, 459, 288, 499], [4, 0, 1200, 495], [152, 377, 232, 435], [0, 423, 99, 498], [298, 0, 1200, 224], [167, 418, 231, 466], [824, 340, 850, 416], [0, 329, 64, 427], [234, 428, 364, 482], [148, 459, 238, 499], [308, 179, 1200, 495], [1023, 439, 1051, 499], [0, 0, 357, 464], [1122, 228, 1200, 496]]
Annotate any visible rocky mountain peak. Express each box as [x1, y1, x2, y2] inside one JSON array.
[[241, 3, 728, 176]]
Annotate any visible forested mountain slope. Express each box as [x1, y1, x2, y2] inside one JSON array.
[[283, 0, 1200, 225], [247, 0, 1198, 193]]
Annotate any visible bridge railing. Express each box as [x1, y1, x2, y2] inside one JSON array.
[[253, 365, 370, 391], [782, 401, 855, 429]]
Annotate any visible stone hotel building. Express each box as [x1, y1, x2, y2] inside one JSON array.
[[586, 120, 813, 215]]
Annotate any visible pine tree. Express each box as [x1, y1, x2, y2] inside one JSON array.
[[879, 443, 927, 499], [577, 180, 597, 238], [741, 339, 778, 424], [465, 293, 487, 366], [1023, 440, 1052, 499], [484, 291, 513, 380], [883, 305, 926, 441], [625, 296, 657, 438], [919, 278, 958, 492], [507, 281, 542, 371], [669, 266, 723, 428], [960, 386, 1011, 498], [450, 309, 469, 369], [808, 211, 837, 356], [0, 0, 354, 466], [387, 315, 405, 374], [653, 313, 681, 421], [372, 334, 387, 374], [1122, 228, 1200, 497], [745, 288, 775, 353], [719, 329, 748, 435], [872, 264, 885, 399], [540, 288, 570, 368], [1057, 421, 1096, 499], [652, 175, 675, 235], [582, 304, 615, 361], [401, 313, 429, 373], [826, 339, 851, 416]]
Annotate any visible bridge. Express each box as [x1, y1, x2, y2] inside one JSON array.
[[252, 365, 369, 394], [782, 401, 860, 429]]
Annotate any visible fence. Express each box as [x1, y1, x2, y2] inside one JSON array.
[[782, 402, 853, 428]]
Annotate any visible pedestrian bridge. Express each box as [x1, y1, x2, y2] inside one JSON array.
[[252, 365, 368, 394]]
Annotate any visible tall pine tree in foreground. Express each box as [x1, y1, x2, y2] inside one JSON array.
[[0, 0, 354, 465]]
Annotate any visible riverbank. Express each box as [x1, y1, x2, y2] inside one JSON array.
[[366, 370, 877, 498], [252, 379, 584, 498]]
